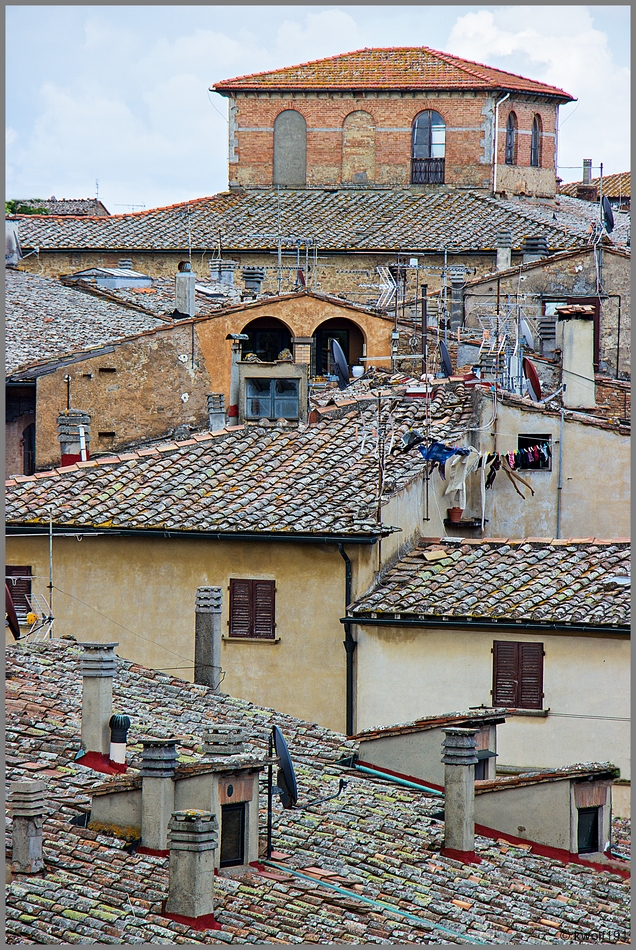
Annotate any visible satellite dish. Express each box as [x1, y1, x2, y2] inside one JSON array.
[[5, 583, 20, 640], [602, 196, 615, 234], [520, 318, 536, 350], [439, 340, 453, 378], [523, 357, 542, 402], [272, 725, 298, 809], [330, 339, 350, 390]]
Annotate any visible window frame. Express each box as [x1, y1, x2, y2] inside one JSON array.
[[530, 114, 542, 168], [516, 434, 552, 471], [492, 640, 544, 710], [220, 802, 247, 867], [577, 806, 600, 854], [505, 112, 518, 166], [228, 578, 276, 640], [244, 377, 300, 421], [411, 110, 446, 184]]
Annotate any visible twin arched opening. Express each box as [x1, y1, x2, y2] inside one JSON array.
[[241, 316, 365, 376]]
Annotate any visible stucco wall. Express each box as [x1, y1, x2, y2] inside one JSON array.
[[354, 624, 630, 776], [474, 779, 572, 850]]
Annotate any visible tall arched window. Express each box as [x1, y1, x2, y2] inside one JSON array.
[[530, 114, 542, 167], [505, 112, 517, 165], [411, 110, 446, 183], [273, 110, 307, 186]]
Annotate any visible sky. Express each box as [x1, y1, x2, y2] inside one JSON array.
[[6, 5, 630, 211]]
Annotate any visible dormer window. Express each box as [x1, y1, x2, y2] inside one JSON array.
[[505, 112, 518, 165]]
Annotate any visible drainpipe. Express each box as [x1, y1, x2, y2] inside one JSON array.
[[556, 407, 565, 539], [337, 543, 356, 737], [492, 93, 510, 195]]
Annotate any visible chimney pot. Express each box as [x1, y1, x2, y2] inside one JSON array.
[[582, 159, 592, 185], [57, 409, 91, 465], [496, 229, 512, 271], [141, 739, 178, 852], [8, 780, 46, 873], [521, 235, 548, 264], [194, 587, 223, 690], [174, 264, 196, 318], [80, 642, 118, 755], [165, 810, 218, 920], [207, 394, 226, 431], [202, 725, 245, 757], [109, 714, 131, 767]]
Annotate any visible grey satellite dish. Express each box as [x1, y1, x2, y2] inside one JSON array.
[[602, 196, 614, 234], [520, 318, 536, 350], [439, 340, 452, 378], [330, 338, 350, 390]]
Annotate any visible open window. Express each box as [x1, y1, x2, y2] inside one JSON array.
[[516, 434, 552, 471], [530, 114, 542, 167]]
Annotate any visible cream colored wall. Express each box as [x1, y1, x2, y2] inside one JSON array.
[[474, 779, 572, 850], [470, 399, 630, 539], [5, 533, 370, 733], [354, 624, 630, 776], [358, 730, 447, 787]]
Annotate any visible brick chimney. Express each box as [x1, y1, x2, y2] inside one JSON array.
[[194, 587, 223, 690], [164, 810, 219, 926], [8, 780, 46, 874], [80, 642, 118, 756], [556, 305, 597, 409], [140, 738, 178, 854], [58, 409, 91, 465], [440, 728, 481, 864], [496, 230, 512, 272], [174, 261, 196, 318]]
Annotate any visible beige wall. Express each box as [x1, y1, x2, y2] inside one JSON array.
[[354, 624, 630, 777], [474, 779, 572, 850]]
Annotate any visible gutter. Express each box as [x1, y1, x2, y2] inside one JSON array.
[[7, 524, 382, 545], [341, 615, 629, 637]]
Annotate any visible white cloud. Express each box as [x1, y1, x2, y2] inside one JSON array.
[[447, 7, 630, 178]]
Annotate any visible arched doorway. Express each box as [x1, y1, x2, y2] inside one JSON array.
[[241, 317, 293, 362], [312, 318, 364, 376]]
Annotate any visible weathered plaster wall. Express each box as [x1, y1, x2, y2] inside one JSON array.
[[474, 779, 572, 850], [354, 624, 630, 777], [5, 414, 34, 479]]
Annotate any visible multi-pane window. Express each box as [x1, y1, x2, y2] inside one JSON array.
[[530, 115, 542, 167], [577, 807, 600, 854], [505, 112, 517, 165], [492, 640, 544, 709], [229, 579, 276, 639], [411, 111, 446, 184], [245, 378, 299, 421]]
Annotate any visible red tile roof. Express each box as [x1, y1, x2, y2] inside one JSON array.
[[559, 172, 630, 200], [213, 46, 574, 100]]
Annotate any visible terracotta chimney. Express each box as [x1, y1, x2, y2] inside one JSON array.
[[8, 780, 46, 874], [58, 409, 91, 465]]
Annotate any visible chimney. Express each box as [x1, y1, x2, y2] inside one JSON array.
[[140, 738, 178, 853], [556, 305, 597, 409], [174, 261, 196, 318], [165, 810, 219, 924], [202, 725, 245, 757], [8, 780, 46, 874], [582, 159, 592, 184], [521, 235, 548, 264], [194, 587, 223, 691], [207, 394, 226, 431], [241, 266, 266, 295], [80, 642, 118, 756], [58, 409, 91, 465], [292, 337, 314, 365], [210, 260, 237, 286], [440, 728, 480, 863], [108, 714, 131, 770], [496, 230, 512, 272]]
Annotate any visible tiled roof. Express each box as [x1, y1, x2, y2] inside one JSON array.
[[8, 197, 110, 216], [11, 189, 588, 254], [497, 194, 631, 248], [355, 709, 508, 741], [5, 269, 170, 377], [62, 274, 233, 320], [349, 538, 630, 627], [6, 639, 630, 945], [212, 47, 574, 100], [5, 385, 475, 538], [463, 244, 630, 288], [559, 173, 630, 200]]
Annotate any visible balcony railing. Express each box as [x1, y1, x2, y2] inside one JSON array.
[[411, 158, 445, 184]]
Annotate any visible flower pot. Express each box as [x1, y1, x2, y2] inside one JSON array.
[[447, 507, 463, 523]]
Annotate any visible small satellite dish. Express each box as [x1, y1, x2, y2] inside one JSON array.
[[330, 339, 350, 390], [439, 340, 452, 378], [520, 318, 535, 350], [602, 196, 615, 234], [523, 357, 542, 402], [272, 725, 298, 809]]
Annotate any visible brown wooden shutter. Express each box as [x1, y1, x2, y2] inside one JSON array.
[[229, 579, 252, 638], [519, 641, 544, 710], [5, 566, 32, 622], [492, 640, 519, 707], [252, 581, 275, 639]]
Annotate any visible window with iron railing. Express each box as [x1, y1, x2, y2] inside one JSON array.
[[411, 111, 445, 184]]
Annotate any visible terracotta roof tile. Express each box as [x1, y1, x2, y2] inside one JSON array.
[[559, 172, 630, 200], [212, 47, 574, 100]]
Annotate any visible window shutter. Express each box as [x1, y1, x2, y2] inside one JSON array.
[[492, 641, 519, 707], [229, 579, 252, 638], [5, 566, 32, 622], [519, 642, 544, 710], [252, 581, 275, 639]]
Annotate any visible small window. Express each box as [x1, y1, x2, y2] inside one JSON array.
[[220, 802, 246, 867], [492, 640, 544, 709], [474, 751, 496, 781], [229, 579, 276, 639], [516, 434, 552, 470], [577, 807, 600, 854], [5, 566, 32, 623], [530, 115, 542, 168], [245, 378, 299, 421], [505, 112, 517, 165], [98, 367, 117, 374]]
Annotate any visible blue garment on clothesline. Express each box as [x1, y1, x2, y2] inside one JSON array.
[[417, 442, 470, 464]]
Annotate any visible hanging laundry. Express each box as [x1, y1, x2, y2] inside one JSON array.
[[485, 455, 501, 489], [501, 456, 536, 498], [443, 446, 480, 509], [417, 441, 458, 465]]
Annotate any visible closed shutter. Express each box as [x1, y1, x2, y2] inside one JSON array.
[[5, 566, 32, 623], [229, 579, 252, 638], [492, 641, 519, 707], [519, 641, 544, 710], [252, 581, 275, 639]]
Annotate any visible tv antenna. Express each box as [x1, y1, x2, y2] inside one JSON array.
[[266, 726, 347, 858]]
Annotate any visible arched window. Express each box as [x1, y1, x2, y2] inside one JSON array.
[[411, 110, 446, 184], [342, 111, 376, 183], [530, 114, 542, 167], [273, 110, 306, 186], [505, 112, 517, 166]]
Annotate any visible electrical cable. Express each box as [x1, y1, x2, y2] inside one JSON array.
[[207, 89, 228, 123]]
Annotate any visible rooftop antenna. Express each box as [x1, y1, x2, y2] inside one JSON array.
[[266, 726, 347, 858]]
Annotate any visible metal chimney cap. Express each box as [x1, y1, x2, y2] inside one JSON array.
[[177, 261, 193, 272]]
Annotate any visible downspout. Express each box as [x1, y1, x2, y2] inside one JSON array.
[[556, 407, 564, 538], [492, 93, 510, 195], [337, 543, 356, 737]]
